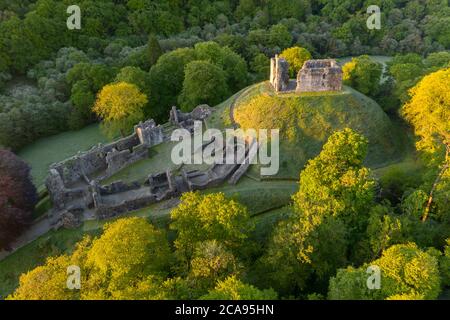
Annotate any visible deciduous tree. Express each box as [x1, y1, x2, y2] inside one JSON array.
[[401, 68, 450, 222], [0, 149, 37, 250], [93, 82, 147, 138], [280, 46, 312, 77], [178, 60, 229, 111]]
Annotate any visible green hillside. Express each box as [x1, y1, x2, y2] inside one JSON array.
[[234, 82, 403, 179]]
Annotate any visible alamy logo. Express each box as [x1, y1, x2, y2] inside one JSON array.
[[366, 265, 381, 290], [67, 265, 81, 290], [67, 5, 81, 30], [171, 121, 280, 176], [367, 5, 381, 30]]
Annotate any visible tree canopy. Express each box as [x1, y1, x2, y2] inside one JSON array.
[[280, 46, 312, 77], [93, 82, 147, 137], [343, 55, 382, 96], [0, 149, 37, 250], [328, 243, 442, 300]]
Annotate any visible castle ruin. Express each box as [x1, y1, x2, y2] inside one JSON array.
[[45, 105, 256, 228], [296, 59, 342, 92], [270, 57, 342, 93], [270, 55, 290, 92]]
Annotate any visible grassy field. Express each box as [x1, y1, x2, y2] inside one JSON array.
[[337, 55, 392, 66], [18, 124, 111, 189]]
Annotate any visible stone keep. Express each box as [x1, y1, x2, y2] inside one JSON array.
[[270, 55, 290, 92], [296, 59, 342, 92]]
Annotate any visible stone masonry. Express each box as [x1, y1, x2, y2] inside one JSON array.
[[45, 104, 253, 227], [296, 59, 342, 92], [270, 55, 290, 92], [270, 56, 342, 93]]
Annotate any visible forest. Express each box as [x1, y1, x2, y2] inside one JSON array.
[[0, 0, 449, 301]]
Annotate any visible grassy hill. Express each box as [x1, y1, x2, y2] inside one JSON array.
[[233, 82, 403, 179]]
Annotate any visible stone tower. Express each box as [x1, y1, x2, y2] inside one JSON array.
[[270, 55, 290, 92], [296, 59, 342, 92]]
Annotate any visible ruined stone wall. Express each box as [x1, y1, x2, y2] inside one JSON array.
[[47, 119, 161, 189], [296, 59, 342, 92], [135, 119, 164, 146], [270, 55, 290, 92], [100, 180, 141, 195], [96, 195, 158, 220], [169, 105, 212, 130], [49, 134, 141, 187], [45, 118, 163, 221], [46, 107, 254, 226], [46, 169, 86, 211]]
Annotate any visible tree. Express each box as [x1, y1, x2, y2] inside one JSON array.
[[401, 68, 450, 222], [66, 62, 116, 129], [68, 80, 96, 129], [10, 198, 245, 300], [0, 150, 37, 250], [93, 82, 147, 138], [200, 276, 278, 300], [441, 239, 450, 287], [260, 129, 375, 295], [7, 236, 91, 300], [250, 53, 270, 81], [328, 243, 442, 300], [147, 34, 163, 67], [83, 217, 171, 299], [7, 255, 78, 300], [115, 66, 150, 96], [148, 48, 197, 119], [9, 218, 172, 300], [178, 60, 229, 111], [269, 24, 292, 49], [280, 46, 312, 77], [170, 192, 253, 269], [187, 240, 240, 295], [265, 0, 310, 22], [194, 42, 248, 92], [343, 55, 382, 96], [425, 15, 450, 49], [364, 205, 404, 259]]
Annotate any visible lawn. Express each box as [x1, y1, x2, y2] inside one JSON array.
[[18, 124, 111, 189], [337, 55, 392, 66]]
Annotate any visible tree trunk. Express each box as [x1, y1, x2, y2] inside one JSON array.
[[422, 146, 449, 222]]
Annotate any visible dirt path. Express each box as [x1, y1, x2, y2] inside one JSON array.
[[0, 215, 55, 260]]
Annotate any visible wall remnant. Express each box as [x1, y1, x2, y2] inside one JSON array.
[[296, 59, 343, 92], [270, 55, 290, 92], [45, 104, 253, 227], [269, 57, 343, 93], [170, 105, 212, 132]]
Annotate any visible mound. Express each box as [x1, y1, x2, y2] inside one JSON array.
[[234, 82, 400, 179]]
